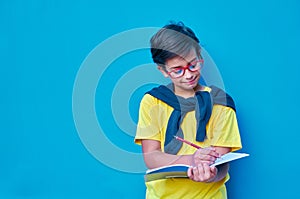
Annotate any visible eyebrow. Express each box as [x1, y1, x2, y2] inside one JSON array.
[[169, 57, 198, 69]]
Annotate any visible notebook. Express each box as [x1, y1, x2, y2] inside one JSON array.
[[145, 152, 249, 182]]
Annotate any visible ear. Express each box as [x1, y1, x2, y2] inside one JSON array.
[[157, 65, 169, 78]]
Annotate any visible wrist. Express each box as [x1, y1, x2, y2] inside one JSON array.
[[188, 154, 196, 166]]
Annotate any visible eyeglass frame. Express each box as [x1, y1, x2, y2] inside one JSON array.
[[164, 59, 204, 78]]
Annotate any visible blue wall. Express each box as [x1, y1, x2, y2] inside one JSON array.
[[1, 0, 300, 198]]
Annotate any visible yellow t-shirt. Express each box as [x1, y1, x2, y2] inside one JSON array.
[[135, 86, 242, 199]]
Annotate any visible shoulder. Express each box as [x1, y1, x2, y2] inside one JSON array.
[[212, 104, 236, 115], [141, 93, 158, 104], [207, 85, 236, 111], [141, 84, 170, 105], [199, 85, 212, 92], [198, 85, 229, 94], [140, 92, 172, 113], [139, 93, 163, 110]]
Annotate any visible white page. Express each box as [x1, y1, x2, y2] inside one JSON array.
[[211, 152, 249, 167]]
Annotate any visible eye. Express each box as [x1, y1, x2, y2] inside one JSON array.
[[189, 64, 196, 69], [173, 68, 183, 74]]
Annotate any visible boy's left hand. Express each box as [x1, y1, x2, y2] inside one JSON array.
[[187, 163, 217, 182]]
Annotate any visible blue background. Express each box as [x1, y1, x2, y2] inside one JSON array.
[[1, 0, 300, 198]]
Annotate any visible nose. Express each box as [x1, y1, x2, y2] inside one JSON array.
[[184, 69, 194, 79]]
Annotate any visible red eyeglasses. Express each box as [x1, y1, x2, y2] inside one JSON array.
[[166, 59, 204, 78]]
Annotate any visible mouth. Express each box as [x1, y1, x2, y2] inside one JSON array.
[[186, 77, 198, 85]]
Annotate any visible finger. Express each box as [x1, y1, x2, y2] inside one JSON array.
[[203, 163, 212, 180], [199, 154, 217, 162], [199, 160, 214, 165], [210, 166, 218, 176], [194, 154, 217, 165], [193, 166, 200, 176], [187, 167, 193, 178], [197, 148, 220, 158], [194, 159, 214, 167], [210, 165, 217, 172], [193, 166, 202, 181], [204, 148, 220, 158], [198, 164, 208, 181]]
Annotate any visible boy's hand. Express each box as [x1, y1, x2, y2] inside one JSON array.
[[187, 163, 217, 182], [192, 147, 220, 166]]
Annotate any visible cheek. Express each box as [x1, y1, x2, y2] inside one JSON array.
[[169, 78, 182, 85]]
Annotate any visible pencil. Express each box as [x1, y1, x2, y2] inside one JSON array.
[[174, 136, 201, 149]]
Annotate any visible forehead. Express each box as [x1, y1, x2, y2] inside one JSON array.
[[165, 49, 198, 68]]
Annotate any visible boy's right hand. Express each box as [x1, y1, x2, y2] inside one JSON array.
[[192, 147, 220, 166]]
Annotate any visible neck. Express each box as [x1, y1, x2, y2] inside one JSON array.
[[174, 84, 203, 98]]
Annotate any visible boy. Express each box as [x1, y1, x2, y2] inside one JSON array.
[[135, 22, 242, 198]]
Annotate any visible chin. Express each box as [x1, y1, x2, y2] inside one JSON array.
[[185, 83, 198, 90], [187, 80, 199, 88]]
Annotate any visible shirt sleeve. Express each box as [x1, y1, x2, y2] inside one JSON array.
[[206, 105, 242, 151], [134, 94, 162, 145]]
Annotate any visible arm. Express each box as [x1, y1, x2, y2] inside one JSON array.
[[141, 139, 193, 169], [188, 146, 231, 182], [141, 139, 221, 169], [195, 105, 241, 182], [212, 146, 231, 182]]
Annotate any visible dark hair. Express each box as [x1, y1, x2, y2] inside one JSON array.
[[150, 21, 201, 65]]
